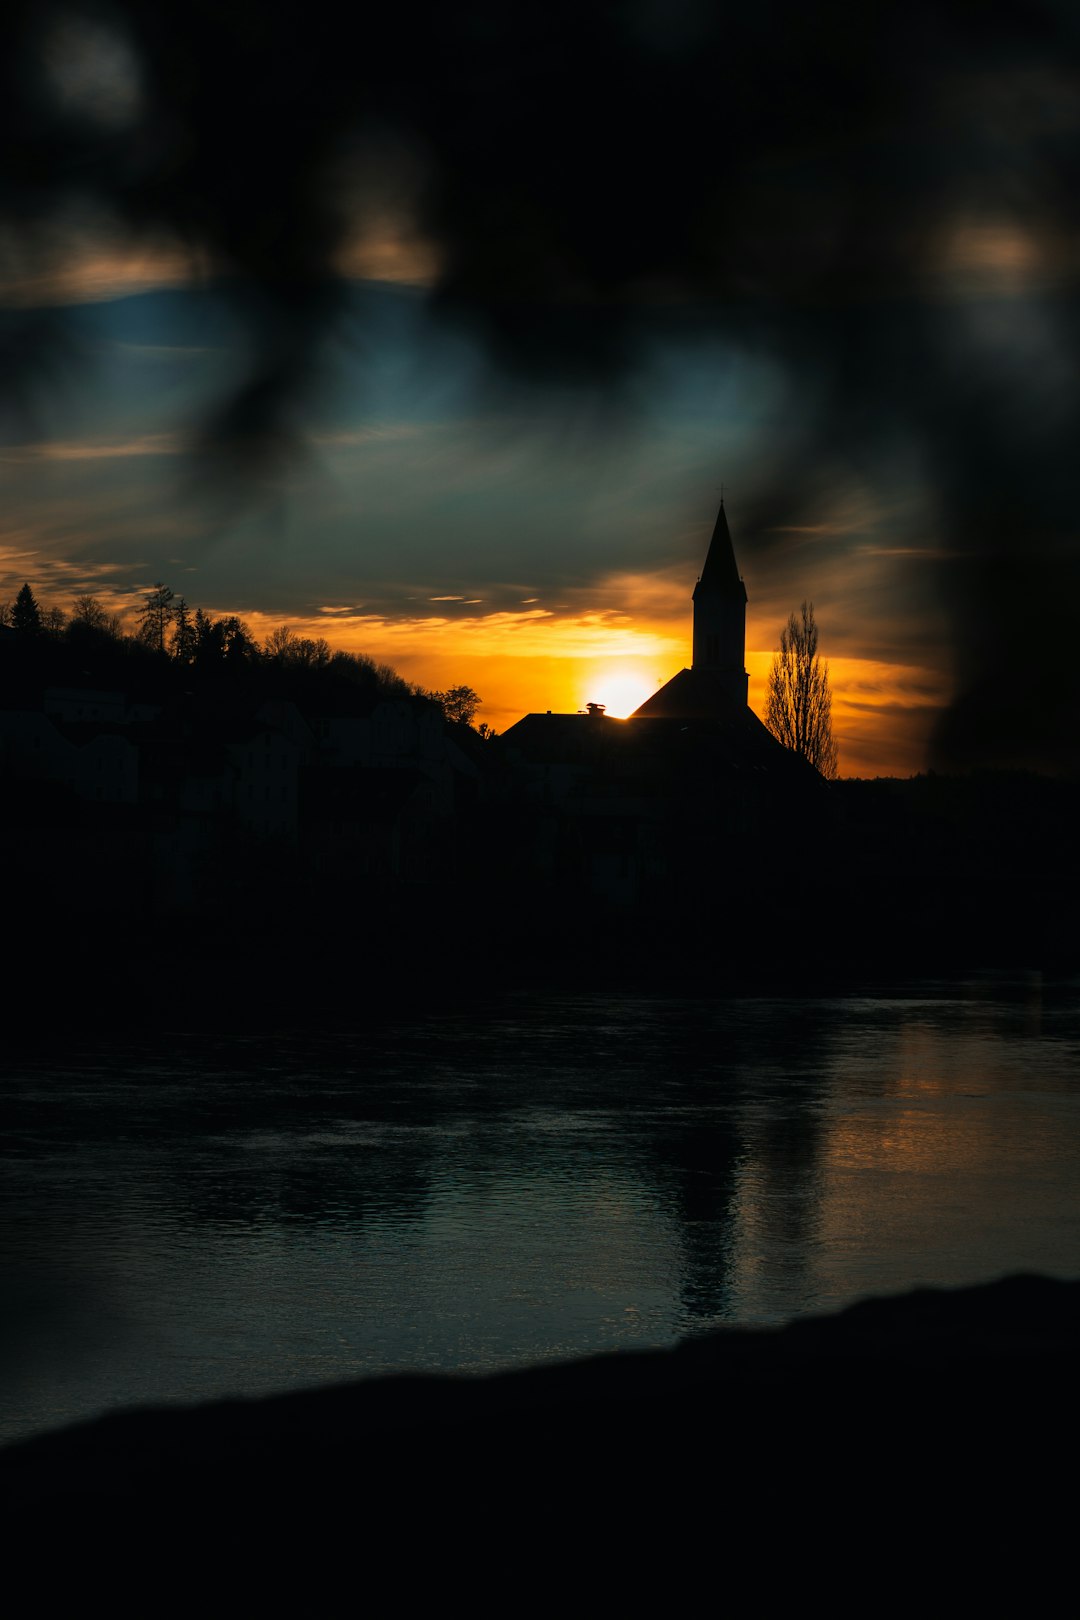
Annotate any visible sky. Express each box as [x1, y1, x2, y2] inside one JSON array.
[[3, 2, 1079, 778], [0, 269, 950, 775]]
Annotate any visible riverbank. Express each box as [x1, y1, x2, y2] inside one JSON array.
[[3, 1274, 1075, 1596]]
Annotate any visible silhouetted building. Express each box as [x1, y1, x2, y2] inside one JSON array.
[[303, 765, 446, 885], [0, 708, 139, 804], [504, 498, 792, 759], [632, 497, 753, 720], [43, 687, 161, 726], [496, 501, 822, 910]]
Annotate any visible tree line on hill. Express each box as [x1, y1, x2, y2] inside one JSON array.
[[5, 577, 835, 760], [1, 580, 485, 729]]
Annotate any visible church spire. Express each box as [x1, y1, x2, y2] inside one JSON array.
[[691, 496, 748, 703], [694, 498, 743, 596]]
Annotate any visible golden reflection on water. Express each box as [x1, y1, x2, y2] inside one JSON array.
[[725, 997, 1079, 1323]]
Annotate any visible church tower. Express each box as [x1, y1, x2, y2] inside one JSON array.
[[691, 499, 748, 705], [629, 495, 752, 721]]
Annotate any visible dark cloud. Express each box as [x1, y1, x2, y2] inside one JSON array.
[[3, 1, 1080, 768]]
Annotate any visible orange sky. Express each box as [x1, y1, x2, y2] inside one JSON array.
[[124, 575, 947, 778]]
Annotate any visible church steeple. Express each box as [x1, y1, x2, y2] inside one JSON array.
[[691, 498, 749, 703], [694, 499, 742, 594]]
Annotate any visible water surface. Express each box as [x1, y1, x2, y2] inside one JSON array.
[[3, 976, 1078, 1443]]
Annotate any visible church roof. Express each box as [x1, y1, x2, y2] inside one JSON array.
[[500, 704, 816, 784], [500, 710, 619, 765], [693, 500, 744, 599], [630, 667, 751, 723]]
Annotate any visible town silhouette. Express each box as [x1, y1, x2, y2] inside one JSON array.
[[3, 498, 1075, 1025]]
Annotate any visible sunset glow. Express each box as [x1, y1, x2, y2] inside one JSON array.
[[577, 666, 662, 718], [0, 537, 950, 776]]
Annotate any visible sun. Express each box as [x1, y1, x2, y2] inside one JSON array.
[[582, 667, 660, 719]]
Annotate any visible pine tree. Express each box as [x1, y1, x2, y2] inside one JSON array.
[[11, 582, 43, 636], [193, 608, 224, 665], [137, 583, 175, 652], [219, 616, 260, 666], [172, 597, 197, 664]]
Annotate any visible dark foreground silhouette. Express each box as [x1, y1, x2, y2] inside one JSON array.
[[3, 1275, 1075, 1599]]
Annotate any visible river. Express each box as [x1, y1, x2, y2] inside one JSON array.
[[2, 974, 1078, 1444]]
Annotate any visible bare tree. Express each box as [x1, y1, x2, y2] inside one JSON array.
[[264, 624, 295, 661], [71, 594, 122, 638], [287, 635, 332, 670], [765, 601, 839, 779], [430, 685, 482, 726], [264, 625, 330, 668]]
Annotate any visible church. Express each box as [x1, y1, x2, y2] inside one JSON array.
[[631, 496, 754, 722], [503, 496, 791, 755], [496, 498, 818, 908]]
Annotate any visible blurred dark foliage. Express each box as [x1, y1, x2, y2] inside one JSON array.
[[4, 1, 1080, 769]]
